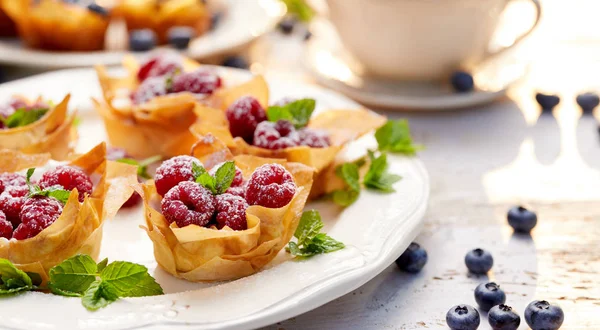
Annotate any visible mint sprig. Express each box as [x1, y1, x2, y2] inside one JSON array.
[[363, 151, 402, 193], [287, 210, 345, 257], [0, 108, 48, 129], [375, 119, 423, 155], [116, 155, 162, 180], [267, 98, 316, 128], [25, 168, 71, 204], [331, 162, 361, 206], [0, 259, 35, 295], [193, 161, 236, 195]]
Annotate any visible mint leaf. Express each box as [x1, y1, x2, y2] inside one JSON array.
[[363, 152, 402, 193], [2, 108, 48, 129], [0, 259, 34, 295], [81, 280, 118, 311], [48, 255, 98, 297], [267, 98, 316, 128], [287, 210, 345, 258], [332, 189, 359, 206], [100, 261, 163, 297], [280, 0, 315, 22], [335, 163, 360, 191], [97, 258, 108, 273], [196, 172, 217, 194], [191, 162, 207, 180], [214, 161, 236, 194], [375, 120, 422, 155]]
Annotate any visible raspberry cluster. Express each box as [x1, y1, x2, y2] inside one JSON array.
[[225, 97, 331, 149], [156, 157, 297, 231], [132, 54, 222, 104], [0, 166, 93, 240]]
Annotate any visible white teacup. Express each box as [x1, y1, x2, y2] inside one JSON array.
[[325, 0, 541, 81]]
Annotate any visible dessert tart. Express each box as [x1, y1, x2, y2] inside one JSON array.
[[192, 76, 387, 197], [94, 52, 224, 158], [137, 135, 314, 281], [0, 142, 138, 283], [0, 94, 76, 160], [114, 0, 211, 44], [1, 0, 112, 51]]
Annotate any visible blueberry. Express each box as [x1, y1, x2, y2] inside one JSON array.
[[278, 17, 296, 34], [507, 206, 537, 233], [168, 26, 194, 50], [576, 92, 600, 113], [446, 304, 480, 330], [210, 12, 223, 30], [450, 71, 474, 93], [129, 29, 157, 52], [474, 282, 506, 311], [395, 242, 428, 273], [525, 300, 564, 330], [304, 30, 313, 41], [222, 56, 249, 70], [465, 248, 493, 274], [489, 304, 520, 330], [87, 3, 109, 16], [535, 93, 560, 111]]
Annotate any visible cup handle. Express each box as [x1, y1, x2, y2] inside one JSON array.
[[483, 0, 542, 59]]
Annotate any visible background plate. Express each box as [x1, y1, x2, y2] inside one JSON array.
[[0, 0, 284, 68], [0, 68, 429, 330]]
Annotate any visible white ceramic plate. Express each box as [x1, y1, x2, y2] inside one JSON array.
[[304, 19, 529, 111], [0, 68, 429, 330], [0, 0, 284, 68]]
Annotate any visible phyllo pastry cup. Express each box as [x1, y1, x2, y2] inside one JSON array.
[[1, 0, 111, 51], [137, 136, 314, 282], [0, 94, 76, 160], [114, 0, 210, 44], [94, 55, 206, 158], [192, 76, 386, 197], [0, 142, 138, 283]]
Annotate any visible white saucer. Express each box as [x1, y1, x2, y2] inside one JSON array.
[[304, 19, 529, 110], [0, 0, 284, 68]]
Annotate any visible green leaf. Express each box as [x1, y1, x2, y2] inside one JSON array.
[[335, 163, 360, 192], [42, 187, 72, 204], [2, 108, 49, 128], [374, 120, 422, 155], [100, 262, 163, 298], [267, 98, 316, 128], [0, 259, 33, 295], [196, 172, 217, 194], [280, 0, 315, 22], [331, 189, 359, 206], [214, 161, 236, 194], [294, 210, 324, 244], [26, 168, 35, 183], [304, 233, 345, 255], [191, 162, 207, 180], [48, 255, 98, 297], [96, 258, 108, 273], [363, 152, 402, 193], [81, 280, 118, 311]]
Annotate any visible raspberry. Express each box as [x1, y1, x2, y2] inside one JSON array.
[[171, 69, 222, 94], [13, 197, 63, 240], [215, 193, 248, 230], [0, 211, 12, 239], [155, 155, 202, 196], [137, 54, 182, 82], [253, 120, 300, 150], [161, 181, 215, 228], [0, 185, 29, 227], [39, 166, 93, 203], [245, 163, 296, 208], [131, 76, 168, 105], [0, 173, 26, 194], [298, 128, 331, 148], [225, 185, 246, 198], [226, 96, 267, 142]]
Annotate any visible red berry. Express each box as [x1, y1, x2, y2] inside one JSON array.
[[14, 197, 63, 240], [253, 120, 300, 150], [0, 211, 12, 239], [298, 128, 331, 148], [0, 173, 26, 194], [161, 181, 215, 228], [226, 96, 267, 142], [39, 166, 93, 203], [171, 69, 222, 94], [225, 185, 246, 198], [215, 193, 248, 230], [122, 192, 142, 208], [155, 155, 202, 196], [0, 185, 29, 227], [137, 54, 182, 82], [245, 163, 296, 208], [131, 76, 168, 105]]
